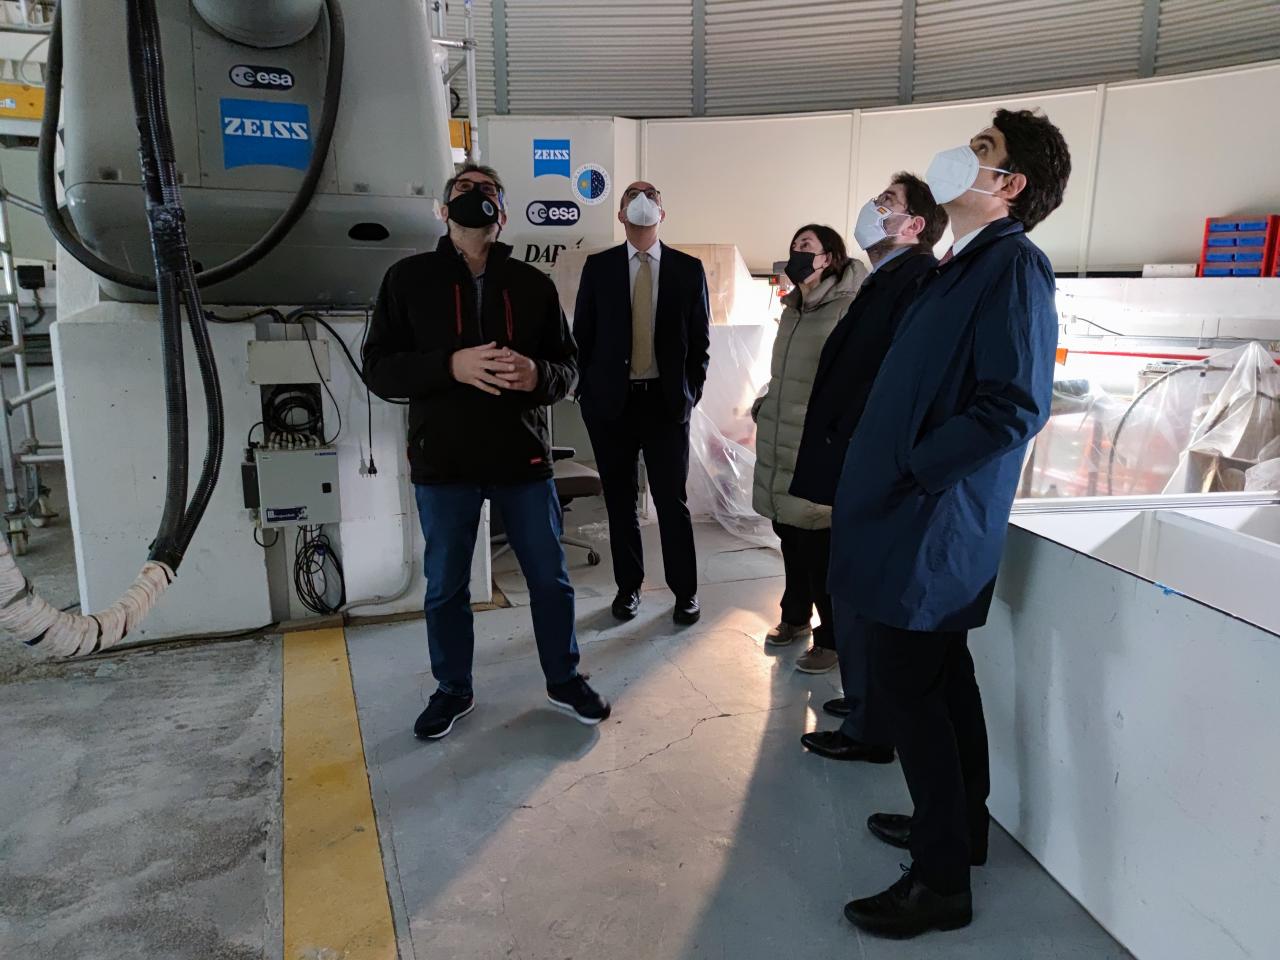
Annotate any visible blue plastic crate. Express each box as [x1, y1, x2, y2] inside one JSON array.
[[1238, 235, 1266, 247], [1207, 236, 1238, 246], [1235, 250, 1264, 262], [1203, 266, 1234, 276], [1206, 251, 1235, 261], [1232, 266, 1263, 276], [1208, 222, 1238, 232]]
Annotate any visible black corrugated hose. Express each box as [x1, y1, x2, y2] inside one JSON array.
[[38, 0, 346, 291]]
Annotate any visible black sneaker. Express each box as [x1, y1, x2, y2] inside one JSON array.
[[547, 675, 612, 725], [414, 690, 475, 740]]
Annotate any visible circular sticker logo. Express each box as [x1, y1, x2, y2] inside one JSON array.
[[481, 199, 497, 218], [527, 201, 549, 224], [572, 164, 611, 206]]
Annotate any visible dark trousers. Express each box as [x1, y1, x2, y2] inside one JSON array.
[[415, 479, 579, 697], [868, 623, 990, 895], [833, 598, 890, 746], [772, 521, 834, 650], [586, 384, 698, 599]]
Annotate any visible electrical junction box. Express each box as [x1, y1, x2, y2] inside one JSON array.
[[248, 338, 331, 384], [253, 447, 340, 528]]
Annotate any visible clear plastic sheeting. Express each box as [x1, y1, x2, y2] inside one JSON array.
[[1162, 342, 1280, 494], [688, 324, 778, 548], [1020, 342, 1280, 499]]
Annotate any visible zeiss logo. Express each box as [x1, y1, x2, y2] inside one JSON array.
[[533, 139, 571, 178], [220, 98, 311, 171]]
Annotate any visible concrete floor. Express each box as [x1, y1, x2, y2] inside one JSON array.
[[0, 638, 282, 959], [347, 502, 1132, 960], [1, 491, 1133, 959]]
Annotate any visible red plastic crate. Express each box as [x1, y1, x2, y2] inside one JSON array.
[[1197, 215, 1279, 278]]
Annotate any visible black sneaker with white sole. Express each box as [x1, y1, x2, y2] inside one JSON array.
[[414, 690, 475, 740], [547, 675, 612, 725]]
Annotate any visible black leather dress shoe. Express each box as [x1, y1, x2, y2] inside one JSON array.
[[800, 730, 894, 763], [822, 697, 850, 718], [612, 589, 641, 621], [673, 596, 701, 625], [867, 812, 988, 866], [844, 867, 972, 939]]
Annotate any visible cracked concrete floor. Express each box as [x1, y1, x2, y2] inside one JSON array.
[[347, 512, 1131, 960]]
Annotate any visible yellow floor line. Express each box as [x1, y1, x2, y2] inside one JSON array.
[[282, 627, 397, 960]]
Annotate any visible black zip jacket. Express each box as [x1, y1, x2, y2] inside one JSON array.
[[363, 237, 578, 485]]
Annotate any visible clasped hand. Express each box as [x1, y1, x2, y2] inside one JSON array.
[[450, 343, 538, 396]]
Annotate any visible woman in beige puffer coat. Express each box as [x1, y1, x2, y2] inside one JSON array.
[[752, 224, 867, 673]]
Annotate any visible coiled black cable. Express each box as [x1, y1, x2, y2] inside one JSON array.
[[38, 0, 346, 291], [294, 525, 345, 615]]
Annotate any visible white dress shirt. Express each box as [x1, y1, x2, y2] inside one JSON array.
[[627, 239, 662, 380], [950, 225, 987, 258]]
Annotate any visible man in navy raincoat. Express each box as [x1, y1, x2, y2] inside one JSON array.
[[833, 109, 1072, 939]]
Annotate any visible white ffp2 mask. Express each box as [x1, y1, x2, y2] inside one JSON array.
[[625, 193, 662, 226], [925, 144, 1012, 204], [854, 199, 905, 250]]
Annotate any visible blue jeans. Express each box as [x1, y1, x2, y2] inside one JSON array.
[[415, 479, 579, 698]]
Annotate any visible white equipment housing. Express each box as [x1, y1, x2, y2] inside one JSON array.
[[58, 0, 453, 304]]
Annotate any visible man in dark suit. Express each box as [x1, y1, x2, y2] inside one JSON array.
[[790, 172, 946, 765], [573, 181, 711, 625]]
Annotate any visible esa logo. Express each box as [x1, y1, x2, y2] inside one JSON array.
[[526, 201, 581, 226], [533, 139, 571, 178], [229, 65, 295, 91]]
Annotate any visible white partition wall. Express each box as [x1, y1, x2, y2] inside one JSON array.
[[639, 113, 857, 272], [1088, 63, 1280, 271], [853, 89, 1102, 272], [490, 60, 1280, 274]]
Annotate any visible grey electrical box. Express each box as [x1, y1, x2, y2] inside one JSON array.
[[254, 447, 341, 528]]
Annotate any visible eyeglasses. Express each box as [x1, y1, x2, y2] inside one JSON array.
[[454, 179, 501, 198], [623, 187, 661, 202]]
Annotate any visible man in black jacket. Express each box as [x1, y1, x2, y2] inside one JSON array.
[[791, 172, 945, 763], [364, 163, 610, 740], [573, 182, 712, 626]]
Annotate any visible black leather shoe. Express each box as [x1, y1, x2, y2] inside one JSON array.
[[844, 866, 972, 939], [867, 812, 988, 865], [673, 596, 701, 625], [822, 697, 850, 718], [612, 589, 641, 621], [800, 729, 894, 763]]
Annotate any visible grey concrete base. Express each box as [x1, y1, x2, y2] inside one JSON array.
[[348, 511, 1132, 960], [0, 639, 282, 960]]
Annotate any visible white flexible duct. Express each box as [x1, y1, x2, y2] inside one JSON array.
[[0, 536, 173, 658], [192, 0, 323, 48]]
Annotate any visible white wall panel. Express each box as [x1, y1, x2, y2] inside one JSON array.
[[854, 90, 1100, 271], [1087, 63, 1280, 271], [705, 0, 900, 116], [643, 113, 856, 272]]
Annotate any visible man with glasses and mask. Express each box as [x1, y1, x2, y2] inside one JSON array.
[[364, 163, 610, 741], [829, 111, 1071, 938], [791, 172, 946, 765], [574, 182, 711, 626]]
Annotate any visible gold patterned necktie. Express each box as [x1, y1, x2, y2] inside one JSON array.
[[630, 251, 654, 378]]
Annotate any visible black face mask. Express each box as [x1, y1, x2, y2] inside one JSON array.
[[448, 188, 501, 228], [785, 250, 820, 286]]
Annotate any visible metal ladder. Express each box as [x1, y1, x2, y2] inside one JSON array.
[[0, 164, 57, 556]]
